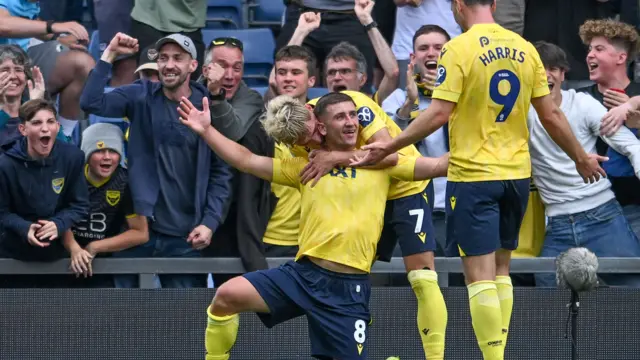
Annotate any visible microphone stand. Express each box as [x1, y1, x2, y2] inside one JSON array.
[[564, 290, 579, 360]]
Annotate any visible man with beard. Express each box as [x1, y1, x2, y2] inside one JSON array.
[[577, 19, 640, 237], [0, 99, 89, 287], [80, 32, 232, 288], [63, 123, 149, 288]]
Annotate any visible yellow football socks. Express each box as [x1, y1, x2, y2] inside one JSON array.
[[408, 269, 447, 360], [495, 276, 513, 347], [205, 307, 239, 360], [467, 281, 504, 360]]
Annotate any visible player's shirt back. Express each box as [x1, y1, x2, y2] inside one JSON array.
[[432, 23, 549, 182], [72, 166, 135, 248], [272, 157, 416, 273]]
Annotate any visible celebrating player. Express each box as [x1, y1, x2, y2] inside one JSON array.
[[178, 92, 447, 360], [290, 90, 449, 359], [63, 123, 148, 286], [352, 0, 607, 359]]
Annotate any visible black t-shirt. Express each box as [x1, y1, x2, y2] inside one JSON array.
[[577, 82, 640, 206], [72, 166, 135, 248]]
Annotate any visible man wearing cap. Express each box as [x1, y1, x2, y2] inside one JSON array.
[[134, 45, 159, 82], [80, 32, 232, 288], [62, 123, 149, 288], [199, 37, 272, 274]]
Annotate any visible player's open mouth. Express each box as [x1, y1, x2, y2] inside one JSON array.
[[333, 85, 347, 92], [39, 136, 51, 147], [548, 82, 555, 90], [425, 60, 438, 70], [588, 62, 599, 72], [343, 128, 356, 137]]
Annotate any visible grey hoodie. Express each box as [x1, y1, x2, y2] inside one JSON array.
[[209, 81, 265, 142]]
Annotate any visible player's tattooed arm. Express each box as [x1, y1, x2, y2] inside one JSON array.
[[179, 96, 275, 181]]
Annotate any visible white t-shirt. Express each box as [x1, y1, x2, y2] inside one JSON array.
[[391, 0, 462, 60]]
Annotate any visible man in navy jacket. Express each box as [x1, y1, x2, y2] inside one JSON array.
[[80, 33, 232, 288], [0, 99, 89, 287]]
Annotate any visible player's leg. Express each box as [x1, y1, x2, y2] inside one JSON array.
[[446, 181, 504, 360], [205, 276, 267, 360], [395, 184, 447, 359], [304, 266, 371, 360], [496, 179, 530, 348], [206, 265, 304, 360]]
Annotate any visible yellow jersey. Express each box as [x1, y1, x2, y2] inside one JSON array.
[[263, 143, 301, 246], [512, 181, 546, 258], [304, 90, 429, 200], [272, 157, 417, 273], [432, 23, 549, 182]]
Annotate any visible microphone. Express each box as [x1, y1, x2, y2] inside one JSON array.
[[556, 247, 600, 292], [555, 247, 599, 360]]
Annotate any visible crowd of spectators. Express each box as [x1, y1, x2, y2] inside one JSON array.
[[0, 0, 639, 289]]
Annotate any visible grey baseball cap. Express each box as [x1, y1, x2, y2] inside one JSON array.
[[155, 34, 197, 59]]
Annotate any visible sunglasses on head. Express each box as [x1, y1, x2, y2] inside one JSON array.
[[211, 37, 244, 51]]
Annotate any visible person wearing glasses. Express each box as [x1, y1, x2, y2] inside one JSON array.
[[197, 36, 276, 278], [79, 32, 233, 289]]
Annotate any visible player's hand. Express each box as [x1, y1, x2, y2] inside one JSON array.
[[350, 141, 392, 166], [296, 12, 321, 34], [178, 96, 212, 136], [203, 62, 225, 96], [51, 21, 89, 42], [575, 153, 609, 184], [27, 223, 46, 247], [300, 149, 336, 187], [27, 66, 46, 100], [70, 248, 94, 278], [106, 33, 139, 57], [35, 220, 58, 241], [57, 34, 88, 50], [187, 225, 213, 250], [601, 102, 634, 136], [603, 89, 630, 109], [422, 69, 437, 92], [406, 63, 419, 103], [354, 0, 374, 25]]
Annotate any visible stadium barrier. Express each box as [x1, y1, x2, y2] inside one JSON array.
[[0, 257, 639, 287], [1, 258, 639, 359]]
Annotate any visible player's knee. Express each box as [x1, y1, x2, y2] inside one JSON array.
[[403, 251, 435, 272], [211, 283, 241, 316]]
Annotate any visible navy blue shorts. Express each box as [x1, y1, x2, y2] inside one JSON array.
[[376, 182, 436, 262], [445, 179, 530, 257], [243, 258, 371, 360]]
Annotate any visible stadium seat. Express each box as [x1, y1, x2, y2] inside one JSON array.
[[251, 86, 269, 97], [206, 0, 244, 29], [308, 87, 330, 99], [202, 28, 275, 87], [88, 30, 101, 61], [249, 0, 285, 26]]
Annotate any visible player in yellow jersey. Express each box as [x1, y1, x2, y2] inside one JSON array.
[[354, 1, 608, 359], [178, 93, 448, 360], [300, 91, 448, 359]]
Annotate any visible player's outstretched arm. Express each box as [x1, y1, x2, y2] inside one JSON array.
[[178, 97, 274, 182], [602, 95, 640, 130], [357, 99, 454, 166], [532, 95, 608, 183], [414, 153, 449, 180]]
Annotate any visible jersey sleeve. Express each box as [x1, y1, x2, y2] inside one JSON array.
[[121, 186, 137, 218], [431, 44, 464, 103], [386, 155, 417, 181], [272, 157, 306, 188], [357, 102, 388, 143], [530, 44, 551, 99]]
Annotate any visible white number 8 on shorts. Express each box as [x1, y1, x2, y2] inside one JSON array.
[[353, 319, 367, 344]]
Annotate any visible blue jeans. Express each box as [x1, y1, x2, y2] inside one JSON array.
[[536, 200, 640, 288], [622, 204, 640, 238], [112, 230, 207, 288]]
